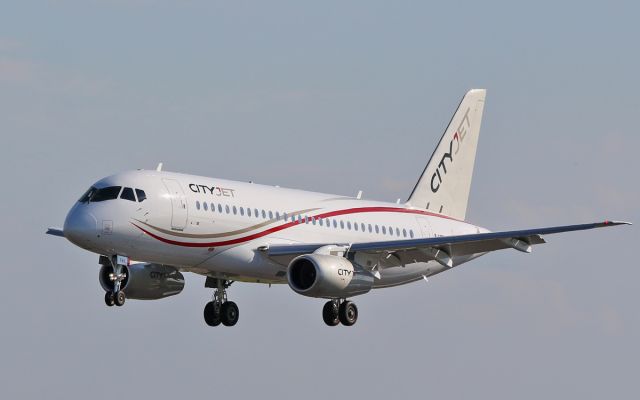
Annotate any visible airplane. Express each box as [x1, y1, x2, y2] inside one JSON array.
[[46, 89, 630, 327]]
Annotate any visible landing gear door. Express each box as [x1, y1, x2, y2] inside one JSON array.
[[162, 179, 188, 231], [415, 216, 432, 239]]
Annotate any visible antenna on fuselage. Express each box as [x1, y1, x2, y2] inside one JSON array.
[[156, 162, 163, 172], [356, 190, 363, 200]]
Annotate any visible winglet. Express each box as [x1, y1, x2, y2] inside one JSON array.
[[602, 220, 632, 226]]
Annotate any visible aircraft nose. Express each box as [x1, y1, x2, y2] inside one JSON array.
[[63, 205, 98, 247]]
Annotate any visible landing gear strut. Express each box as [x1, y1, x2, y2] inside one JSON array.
[[102, 255, 127, 307], [203, 278, 239, 327], [323, 299, 358, 326]]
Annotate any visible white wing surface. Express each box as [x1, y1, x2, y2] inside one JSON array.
[[266, 221, 631, 269]]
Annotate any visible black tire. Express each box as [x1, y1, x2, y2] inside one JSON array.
[[203, 301, 221, 327], [338, 301, 358, 326], [322, 301, 340, 326], [220, 301, 239, 327], [104, 291, 115, 307], [114, 290, 126, 307]]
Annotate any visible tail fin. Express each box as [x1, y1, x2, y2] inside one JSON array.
[[406, 89, 486, 220]]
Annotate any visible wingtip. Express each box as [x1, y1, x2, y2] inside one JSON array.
[[603, 220, 632, 226]]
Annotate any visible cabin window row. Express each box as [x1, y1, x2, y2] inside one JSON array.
[[194, 200, 415, 238]]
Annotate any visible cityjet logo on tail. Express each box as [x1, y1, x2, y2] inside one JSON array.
[[430, 107, 472, 193]]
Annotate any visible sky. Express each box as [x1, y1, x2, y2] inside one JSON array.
[[1, 1, 638, 399]]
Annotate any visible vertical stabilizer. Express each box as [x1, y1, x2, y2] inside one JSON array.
[[406, 89, 486, 220]]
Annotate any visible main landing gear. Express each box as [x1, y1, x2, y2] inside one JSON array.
[[322, 299, 358, 327], [203, 278, 239, 327], [102, 255, 127, 307]]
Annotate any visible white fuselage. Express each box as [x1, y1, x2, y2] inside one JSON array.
[[64, 170, 488, 287]]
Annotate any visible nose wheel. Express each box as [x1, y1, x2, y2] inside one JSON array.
[[102, 255, 127, 308], [323, 299, 358, 326], [203, 279, 239, 327]]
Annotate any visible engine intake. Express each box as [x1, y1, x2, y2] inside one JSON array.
[[287, 254, 373, 298], [99, 263, 185, 300]]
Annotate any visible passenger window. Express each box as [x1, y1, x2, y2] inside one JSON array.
[[225, 205, 230, 214], [248, 208, 252, 217], [211, 203, 215, 212], [91, 186, 122, 202], [375, 225, 380, 234], [240, 207, 244, 216], [276, 212, 280, 220], [255, 209, 259, 218], [403, 228, 407, 237], [262, 210, 266, 219], [396, 228, 400, 236], [382, 226, 386, 234], [269, 211, 274, 220], [120, 187, 136, 202], [389, 226, 393, 235], [218, 204, 223, 213], [368, 224, 372, 233], [409, 230, 414, 238], [196, 201, 201, 210], [333, 220, 337, 228], [319, 219, 323, 226], [233, 206, 237, 215], [361, 223, 365, 232], [340, 221, 345, 229], [353, 222, 358, 231], [135, 189, 146, 202], [203, 202, 208, 211]]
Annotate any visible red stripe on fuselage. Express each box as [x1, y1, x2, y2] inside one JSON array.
[[133, 206, 460, 248]]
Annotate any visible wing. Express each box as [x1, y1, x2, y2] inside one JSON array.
[[46, 227, 65, 237], [266, 220, 631, 269]]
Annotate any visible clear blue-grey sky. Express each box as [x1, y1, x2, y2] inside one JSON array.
[[1, 1, 638, 399]]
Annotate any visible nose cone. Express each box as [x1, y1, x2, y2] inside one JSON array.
[[63, 205, 98, 248]]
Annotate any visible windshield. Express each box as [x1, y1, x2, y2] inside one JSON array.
[[78, 185, 146, 203], [91, 186, 122, 202], [78, 187, 97, 203]]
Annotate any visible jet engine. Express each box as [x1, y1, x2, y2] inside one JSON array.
[[99, 263, 185, 300], [287, 254, 374, 298]]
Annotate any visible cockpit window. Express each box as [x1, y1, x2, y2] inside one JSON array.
[[135, 189, 146, 202], [90, 186, 122, 202], [120, 187, 136, 202], [78, 187, 97, 203]]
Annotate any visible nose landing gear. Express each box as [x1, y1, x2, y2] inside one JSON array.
[[203, 278, 239, 327], [101, 255, 127, 307], [323, 299, 358, 326]]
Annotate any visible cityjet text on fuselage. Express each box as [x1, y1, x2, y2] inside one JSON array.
[[189, 183, 236, 198]]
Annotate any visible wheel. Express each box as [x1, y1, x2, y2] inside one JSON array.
[[322, 301, 340, 326], [220, 301, 239, 326], [338, 301, 358, 326], [104, 291, 115, 307], [203, 301, 221, 326], [114, 290, 126, 307]]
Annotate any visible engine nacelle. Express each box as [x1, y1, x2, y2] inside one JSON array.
[[287, 254, 374, 299], [99, 263, 185, 300]]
